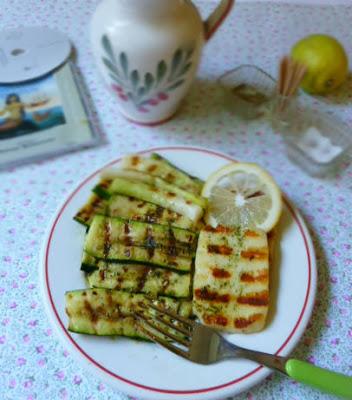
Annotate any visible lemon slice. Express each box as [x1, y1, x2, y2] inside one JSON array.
[[202, 162, 282, 232]]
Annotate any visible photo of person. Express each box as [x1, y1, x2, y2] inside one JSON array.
[[0, 74, 66, 140]]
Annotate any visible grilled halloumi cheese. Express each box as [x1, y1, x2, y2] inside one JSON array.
[[193, 226, 270, 333]]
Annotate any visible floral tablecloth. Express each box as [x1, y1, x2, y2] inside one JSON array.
[[1, 1, 351, 399]]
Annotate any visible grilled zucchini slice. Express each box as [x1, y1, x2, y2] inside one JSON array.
[[104, 169, 206, 208], [84, 215, 194, 272], [86, 257, 191, 298], [88, 215, 197, 255], [96, 176, 204, 223], [75, 193, 195, 230], [113, 153, 203, 195], [107, 194, 195, 230], [150, 153, 203, 187], [65, 288, 192, 338]]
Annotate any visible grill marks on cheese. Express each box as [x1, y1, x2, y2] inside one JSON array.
[[240, 270, 268, 283], [193, 226, 269, 333], [207, 244, 233, 255], [241, 249, 268, 261], [237, 291, 269, 306], [212, 268, 231, 279], [234, 313, 262, 329], [194, 288, 230, 303]]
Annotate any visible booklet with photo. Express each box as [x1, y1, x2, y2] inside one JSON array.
[[0, 61, 102, 170]]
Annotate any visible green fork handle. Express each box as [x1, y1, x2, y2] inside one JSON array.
[[232, 345, 352, 397], [285, 359, 352, 398]]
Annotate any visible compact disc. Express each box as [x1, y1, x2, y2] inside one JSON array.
[[0, 27, 71, 83]]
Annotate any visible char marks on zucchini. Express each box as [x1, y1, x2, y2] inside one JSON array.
[[65, 288, 192, 339], [75, 192, 196, 230], [103, 176, 204, 223], [84, 215, 196, 272], [74, 194, 107, 226], [119, 153, 203, 195], [68, 153, 207, 340], [85, 256, 191, 298]]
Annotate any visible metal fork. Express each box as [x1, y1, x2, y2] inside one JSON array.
[[135, 300, 352, 398]]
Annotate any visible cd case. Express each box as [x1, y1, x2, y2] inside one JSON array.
[[0, 61, 102, 170]]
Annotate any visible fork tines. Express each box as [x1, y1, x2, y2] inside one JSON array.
[[135, 299, 193, 360]]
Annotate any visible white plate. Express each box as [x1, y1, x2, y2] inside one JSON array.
[[40, 146, 317, 400]]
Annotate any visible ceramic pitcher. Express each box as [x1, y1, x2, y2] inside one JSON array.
[[91, 0, 234, 125]]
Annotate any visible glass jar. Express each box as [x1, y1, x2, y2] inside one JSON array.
[[271, 96, 352, 176], [218, 65, 276, 120]]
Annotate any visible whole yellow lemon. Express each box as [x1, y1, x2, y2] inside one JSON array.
[[291, 34, 349, 94]]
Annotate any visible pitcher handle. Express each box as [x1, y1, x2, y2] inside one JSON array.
[[203, 0, 235, 41]]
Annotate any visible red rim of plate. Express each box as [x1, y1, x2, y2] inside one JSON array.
[[44, 146, 312, 395]]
